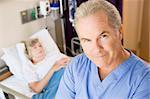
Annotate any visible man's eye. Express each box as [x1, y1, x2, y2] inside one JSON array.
[[83, 39, 90, 43], [103, 34, 108, 37], [100, 34, 108, 39]]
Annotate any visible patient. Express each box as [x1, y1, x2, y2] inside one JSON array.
[[23, 38, 70, 98]]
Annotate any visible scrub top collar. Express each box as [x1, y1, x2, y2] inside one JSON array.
[[91, 50, 138, 89]]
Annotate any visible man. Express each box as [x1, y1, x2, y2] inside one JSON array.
[[56, 0, 150, 98]]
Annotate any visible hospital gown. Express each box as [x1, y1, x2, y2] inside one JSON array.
[[56, 52, 150, 99]]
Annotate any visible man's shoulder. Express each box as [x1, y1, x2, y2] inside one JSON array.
[[133, 54, 150, 71], [131, 55, 150, 92], [131, 54, 150, 80], [135, 59, 150, 77], [67, 53, 91, 74], [73, 53, 88, 62]]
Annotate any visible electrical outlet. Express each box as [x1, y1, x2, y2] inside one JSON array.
[[20, 10, 28, 24]]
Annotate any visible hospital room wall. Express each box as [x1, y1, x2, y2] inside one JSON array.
[[0, 0, 56, 56], [139, 0, 150, 62], [123, 0, 150, 62]]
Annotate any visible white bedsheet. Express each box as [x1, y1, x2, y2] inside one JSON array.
[[0, 75, 36, 98], [0, 88, 5, 99]]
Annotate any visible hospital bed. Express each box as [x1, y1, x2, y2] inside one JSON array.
[[0, 75, 34, 99], [0, 29, 66, 99]]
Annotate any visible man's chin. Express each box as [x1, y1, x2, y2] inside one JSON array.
[[94, 61, 108, 68]]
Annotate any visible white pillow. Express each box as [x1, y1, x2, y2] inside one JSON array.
[[16, 29, 60, 64], [30, 29, 60, 54], [16, 43, 28, 64], [1, 47, 24, 80]]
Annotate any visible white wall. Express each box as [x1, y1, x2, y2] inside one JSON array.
[[0, 0, 55, 56]]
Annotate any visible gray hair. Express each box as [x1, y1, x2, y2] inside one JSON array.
[[74, 0, 121, 31], [22, 38, 40, 61]]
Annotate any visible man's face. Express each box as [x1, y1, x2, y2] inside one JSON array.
[[30, 42, 45, 63], [76, 11, 123, 68]]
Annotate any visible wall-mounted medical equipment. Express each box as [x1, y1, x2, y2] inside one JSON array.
[[20, 0, 51, 24], [39, 0, 50, 17], [20, 7, 37, 24], [50, 1, 60, 20]]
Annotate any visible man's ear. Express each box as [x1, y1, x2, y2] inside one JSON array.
[[119, 24, 123, 41]]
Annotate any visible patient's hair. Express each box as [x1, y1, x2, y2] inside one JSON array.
[[22, 38, 40, 61], [74, 0, 121, 31]]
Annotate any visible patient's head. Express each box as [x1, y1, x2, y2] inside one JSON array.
[[23, 38, 46, 64]]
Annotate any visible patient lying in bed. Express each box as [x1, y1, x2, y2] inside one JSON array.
[[22, 38, 70, 98]]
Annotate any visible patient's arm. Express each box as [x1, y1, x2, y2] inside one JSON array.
[[28, 57, 70, 93]]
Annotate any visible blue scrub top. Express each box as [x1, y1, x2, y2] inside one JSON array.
[[56, 52, 150, 99]]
